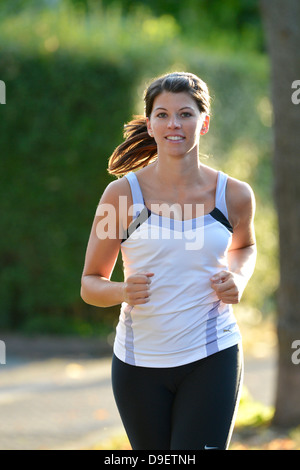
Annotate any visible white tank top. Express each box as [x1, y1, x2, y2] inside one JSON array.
[[113, 170, 241, 367]]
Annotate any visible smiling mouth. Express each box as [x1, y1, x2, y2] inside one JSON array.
[[165, 136, 185, 141]]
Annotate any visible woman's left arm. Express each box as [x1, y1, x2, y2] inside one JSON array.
[[210, 179, 257, 304]]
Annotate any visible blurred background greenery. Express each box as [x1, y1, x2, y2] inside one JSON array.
[[0, 0, 277, 338]]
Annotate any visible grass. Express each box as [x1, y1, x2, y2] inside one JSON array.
[[231, 388, 300, 450]]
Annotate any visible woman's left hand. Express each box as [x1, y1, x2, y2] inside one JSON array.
[[210, 270, 246, 304]]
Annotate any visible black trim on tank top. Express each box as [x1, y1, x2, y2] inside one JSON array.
[[121, 206, 233, 243], [210, 208, 233, 233], [121, 206, 151, 243]]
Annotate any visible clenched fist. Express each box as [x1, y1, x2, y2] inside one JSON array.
[[123, 272, 154, 306], [210, 270, 246, 304]]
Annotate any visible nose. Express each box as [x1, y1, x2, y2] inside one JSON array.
[[167, 114, 181, 129]]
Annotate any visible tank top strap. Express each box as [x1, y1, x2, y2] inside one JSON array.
[[215, 171, 229, 220], [125, 171, 146, 220]]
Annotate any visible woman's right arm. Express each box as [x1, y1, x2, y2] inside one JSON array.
[[80, 178, 153, 308], [80, 179, 126, 307]]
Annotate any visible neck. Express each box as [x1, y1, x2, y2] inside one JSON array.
[[153, 152, 203, 189]]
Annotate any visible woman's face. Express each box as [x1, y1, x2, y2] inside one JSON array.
[[146, 91, 209, 158]]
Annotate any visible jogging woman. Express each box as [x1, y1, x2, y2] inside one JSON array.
[[80, 72, 257, 450]]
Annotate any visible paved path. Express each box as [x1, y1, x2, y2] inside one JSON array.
[[0, 335, 276, 450], [0, 355, 123, 450]]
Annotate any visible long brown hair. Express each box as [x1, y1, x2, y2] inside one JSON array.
[[107, 72, 211, 177]]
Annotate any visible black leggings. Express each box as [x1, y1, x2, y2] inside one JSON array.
[[111, 344, 243, 450]]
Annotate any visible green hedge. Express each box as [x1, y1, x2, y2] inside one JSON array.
[[0, 3, 275, 334], [0, 52, 135, 329]]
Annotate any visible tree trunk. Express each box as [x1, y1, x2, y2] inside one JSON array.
[[259, 0, 300, 427]]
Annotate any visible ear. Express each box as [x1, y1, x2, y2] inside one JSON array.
[[200, 114, 210, 135], [146, 117, 153, 137]]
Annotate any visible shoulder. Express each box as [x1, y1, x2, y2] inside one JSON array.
[[98, 175, 133, 230], [98, 175, 132, 206], [226, 175, 256, 228], [226, 175, 255, 206], [200, 163, 218, 180]]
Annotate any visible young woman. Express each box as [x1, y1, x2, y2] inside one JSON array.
[[81, 72, 257, 450]]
